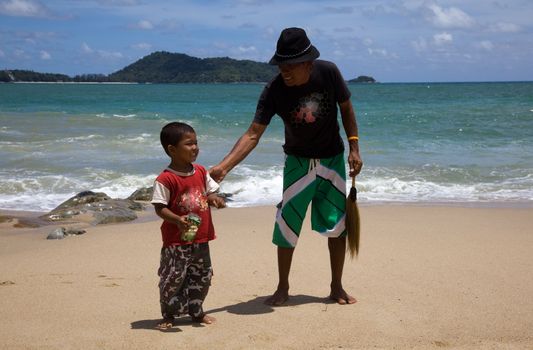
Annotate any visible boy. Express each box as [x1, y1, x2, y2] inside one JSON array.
[[151, 122, 225, 329]]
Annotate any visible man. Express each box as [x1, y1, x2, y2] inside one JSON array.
[[210, 27, 363, 305]]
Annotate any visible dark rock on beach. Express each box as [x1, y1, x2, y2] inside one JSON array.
[[90, 201, 140, 225], [127, 187, 153, 201], [46, 227, 87, 240], [40, 190, 145, 225], [46, 228, 65, 240], [53, 191, 111, 211]]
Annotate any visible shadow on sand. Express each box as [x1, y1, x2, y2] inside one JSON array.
[[131, 294, 333, 331]]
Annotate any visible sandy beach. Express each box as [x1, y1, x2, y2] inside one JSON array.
[[1, 204, 532, 349]]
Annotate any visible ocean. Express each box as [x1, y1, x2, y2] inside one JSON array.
[[1, 81, 532, 212]]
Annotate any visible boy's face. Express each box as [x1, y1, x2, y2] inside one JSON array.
[[168, 132, 199, 165]]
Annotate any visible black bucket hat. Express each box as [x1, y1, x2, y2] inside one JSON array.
[[269, 27, 320, 65]]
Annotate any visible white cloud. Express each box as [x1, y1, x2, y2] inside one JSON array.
[[0, 49, 5, 57], [213, 41, 228, 50], [131, 42, 152, 50], [477, 40, 494, 51], [426, 4, 474, 28], [323, 6, 353, 14], [411, 37, 428, 53], [95, 0, 139, 5], [136, 20, 153, 30], [97, 50, 123, 59], [13, 49, 29, 59], [81, 42, 121, 59], [40, 50, 51, 59], [81, 42, 93, 54], [0, 0, 49, 17], [433, 32, 453, 46], [236, 0, 273, 5], [367, 48, 388, 57], [489, 22, 520, 33], [402, 0, 426, 11], [237, 45, 257, 54]]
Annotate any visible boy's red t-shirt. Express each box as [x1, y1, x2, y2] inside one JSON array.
[[151, 165, 216, 247]]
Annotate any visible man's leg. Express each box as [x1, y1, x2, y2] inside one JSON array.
[[265, 246, 294, 305], [308, 154, 356, 305], [268, 155, 315, 306], [328, 236, 357, 304]]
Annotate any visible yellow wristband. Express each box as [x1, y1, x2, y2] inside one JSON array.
[[348, 136, 359, 142]]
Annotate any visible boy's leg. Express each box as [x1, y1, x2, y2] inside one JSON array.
[[186, 243, 214, 323], [158, 246, 190, 320]]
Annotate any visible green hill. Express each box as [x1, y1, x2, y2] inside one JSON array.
[[108, 51, 277, 83], [0, 69, 71, 82], [2, 53, 373, 84], [1, 52, 277, 83]]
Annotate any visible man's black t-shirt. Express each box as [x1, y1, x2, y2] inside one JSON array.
[[254, 60, 351, 158]]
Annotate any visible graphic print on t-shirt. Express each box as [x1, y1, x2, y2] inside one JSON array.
[[177, 188, 208, 213], [290, 91, 332, 126]]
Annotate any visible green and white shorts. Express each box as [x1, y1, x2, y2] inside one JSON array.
[[273, 153, 347, 248]]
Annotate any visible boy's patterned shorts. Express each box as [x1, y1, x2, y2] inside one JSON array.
[[158, 243, 212, 319]]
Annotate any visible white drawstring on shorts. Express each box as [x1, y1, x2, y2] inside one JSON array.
[[308, 158, 320, 173]]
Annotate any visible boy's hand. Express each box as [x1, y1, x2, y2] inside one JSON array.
[[208, 194, 226, 209], [175, 215, 190, 231]]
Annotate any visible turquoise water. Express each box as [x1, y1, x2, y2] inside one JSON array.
[[1, 82, 532, 211]]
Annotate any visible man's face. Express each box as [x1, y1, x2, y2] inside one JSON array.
[[278, 61, 313, 86]]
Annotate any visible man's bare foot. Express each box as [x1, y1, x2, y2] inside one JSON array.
[[329, 288, 357, 305], [265, 288, 289, 306], [192, 314, 216, 324], [156, 317, 174, 330]]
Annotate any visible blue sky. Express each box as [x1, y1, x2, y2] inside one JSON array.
[[1, 0, 532, 82]]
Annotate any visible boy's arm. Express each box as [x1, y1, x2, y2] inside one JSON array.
[[153, 203, 188, 231], [205, 169, 225, 208], [209, 122, 267, 182], [207, 193, 226, 209]]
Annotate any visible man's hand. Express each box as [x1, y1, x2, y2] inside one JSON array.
[[209, 165, 227, 183], [348, 150, 363, 178]]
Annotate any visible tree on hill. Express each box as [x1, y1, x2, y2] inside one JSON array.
[[0, 70, 71, 82], [108, 51, 278, 83]]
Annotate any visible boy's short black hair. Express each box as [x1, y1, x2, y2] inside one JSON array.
[[160, 122, 195, 155]]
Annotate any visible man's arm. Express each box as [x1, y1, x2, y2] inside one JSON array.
[[209, 122, 267, 182], [339, 99, 363, 177]]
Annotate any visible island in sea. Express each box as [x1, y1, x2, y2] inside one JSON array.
[[348, 75, 376, 83], [1, 51, 374, 84]]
